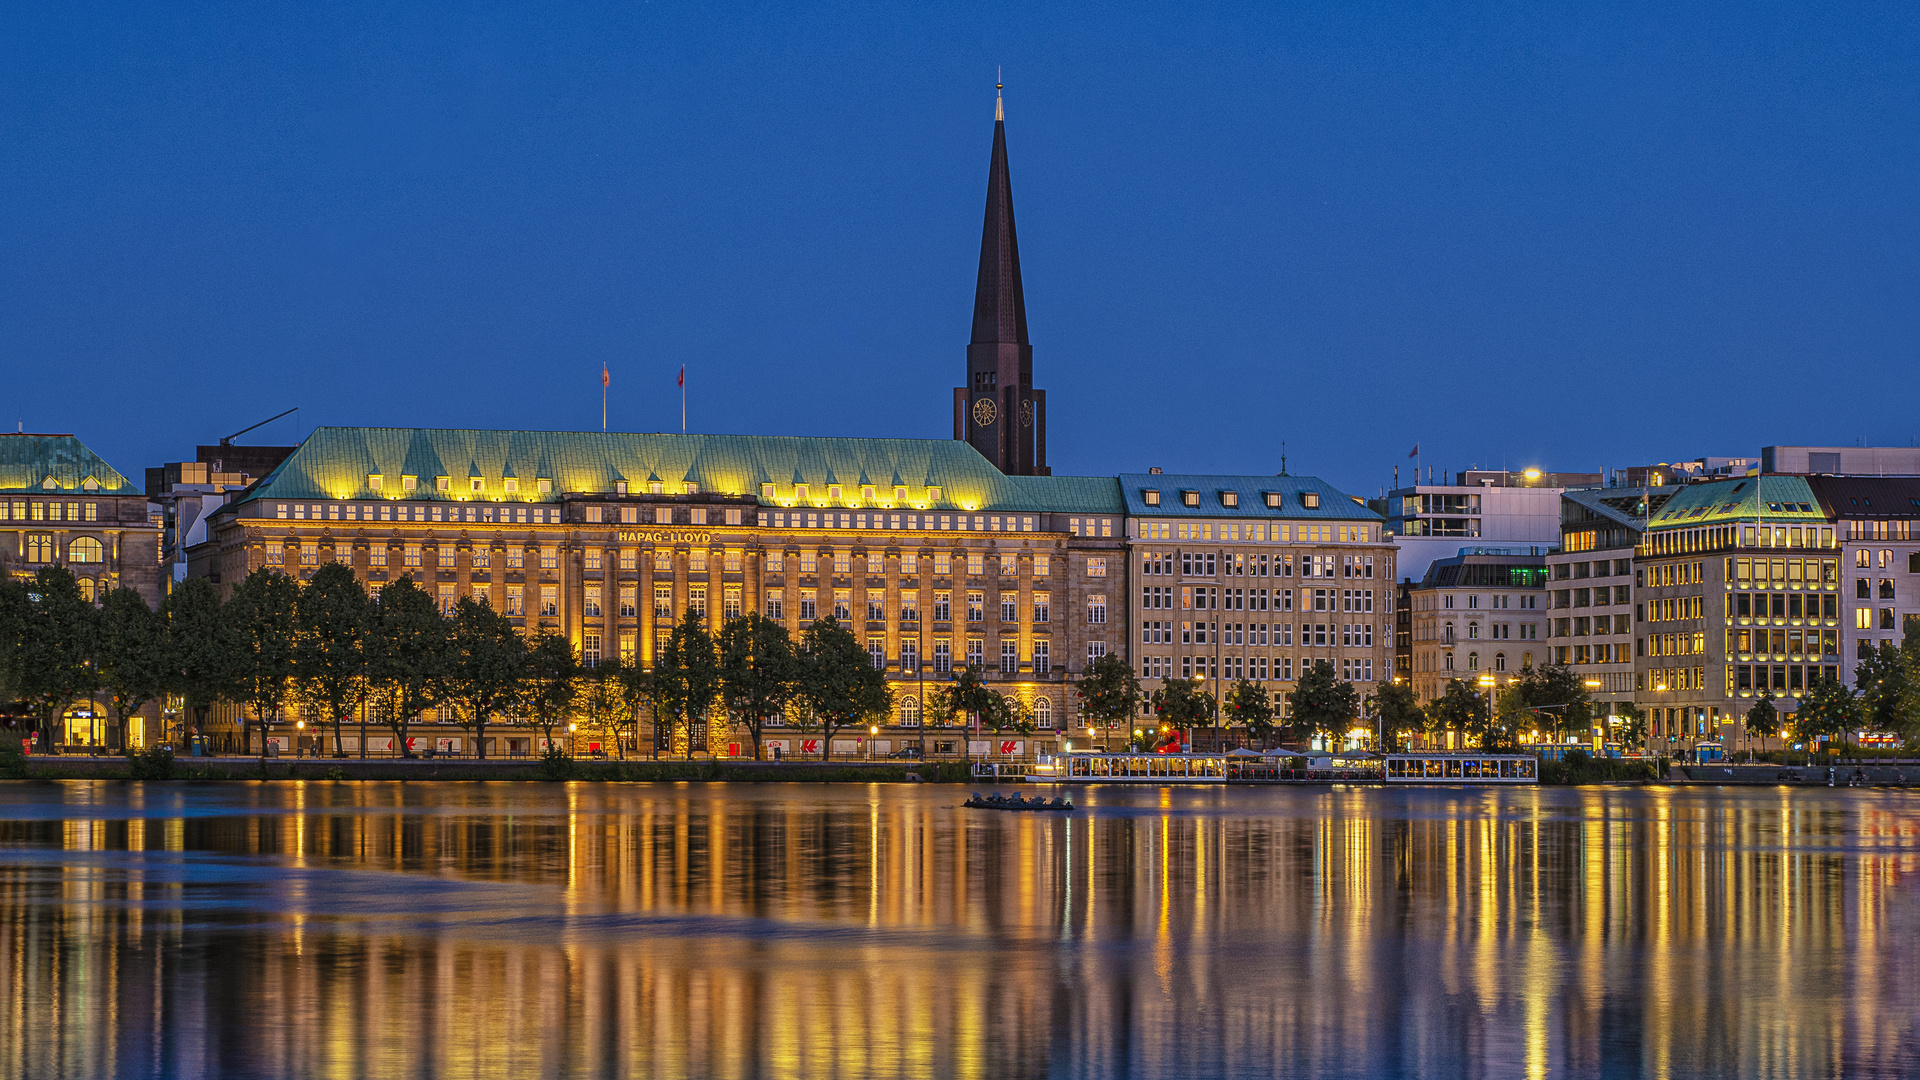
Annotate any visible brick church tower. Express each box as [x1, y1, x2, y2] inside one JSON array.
[[954, 83, 1048, 476]]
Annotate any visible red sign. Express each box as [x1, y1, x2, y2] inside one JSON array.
[[999, 740, 1020, 755], [800, 739, 821, 754]]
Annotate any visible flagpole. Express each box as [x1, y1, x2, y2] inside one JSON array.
[[681, 367, 686, 433]]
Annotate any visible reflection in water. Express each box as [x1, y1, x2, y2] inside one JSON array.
[[1, 782, 1916, 1078]]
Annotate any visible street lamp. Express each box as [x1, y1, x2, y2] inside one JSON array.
[[1477, 674, 1497, 750], [568, 722, 577, 758]]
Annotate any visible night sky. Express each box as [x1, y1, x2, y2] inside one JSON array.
[[4, 2, 1916, 497]]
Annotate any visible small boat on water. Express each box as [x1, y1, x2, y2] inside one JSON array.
[[965, 791, 1073, 811]]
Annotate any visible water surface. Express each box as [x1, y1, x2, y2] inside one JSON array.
[[1, 781, 1915, 1078]]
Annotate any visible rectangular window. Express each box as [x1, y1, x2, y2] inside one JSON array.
[[1086, 594, 1105, 624], [967, 639, 984, 669], [934, 552, 951, 576], [619, 586, 637, 617], [764, 590, 784, 619], [1033, 640, 1050, 674], [689, 585, 708, 617], [901, 640, 918, 672], [833, 589, 850, 620], [438, 583, 456, 614], [1034, 554, 1050, 576], [1001, 593, 1019, 623], [869, 641, 886, 670], [968, 553, 985, 576], [539, 585, 558, 617], [655, 585, 674, 620], [541, 547, 558, 571], [691, 549, 708, 573], [868, 596, 885, 621], [934, 591, 951, 621], [585, 548, 603, 571], [654, 550, 673, 573], [620, 548, 637, 571], [1087, 557, 1107, 577], [801, 551, 817, 573], [1001, 641, 1018, 673], [900, 593, 919, 623], [967, 592, 984, 622], [999, 553, 1017, 576], [799, 591, 818, 621], [1031, 591, 1051, 623], [506, 584, 525, 616], [507, 548, 524, 569], [584, 585, 602, 618], [933, 640, 952, 673]]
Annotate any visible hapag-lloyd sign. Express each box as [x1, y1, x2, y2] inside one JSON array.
[[616, 530, 713, 545]]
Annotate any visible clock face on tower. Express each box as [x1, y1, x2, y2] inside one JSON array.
[[972, 397, 997, 427]]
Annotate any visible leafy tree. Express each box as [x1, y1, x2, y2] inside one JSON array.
[[613, 660, 657, 758], [1075, 652, 1141, 743], [1368, 680, 1424, 749], [1463, 690, 1521, 751], [1515, 663, 1592, 740], [654, 611, 720, 757], [0, 577, 30, 721], [1425, 679, 1484, 748], [1744, 693, 1780, 759], [944, 665, 997, 730], [578, 656, 637, 758], [793, 616, 891, 760], [522, 629, 581, 754], [1854, 642, 1915, 740], [95, 588, 168, 752], [1149, 676, 1214, 747], [1223, 678, 1274, 743], [923, 684, 960, 729], [716, 613, 797, 760], [226, 568, 298, 757], [163, 576, 235, 751], [439, 596, 526, 759], [20, 567, 100, 750], [1795, 675, 1859, 757], [363, 575, 445, 758], [1290, 661, 1358, 747], [980, 690, 1034, 736], [292, 563, 371, 757], [1613, 702, 1647, 755]]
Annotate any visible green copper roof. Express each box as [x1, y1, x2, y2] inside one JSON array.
[[1643, 475, 1825, 530], [239, 427, 1124, 514], [0, 434, 140, 495]]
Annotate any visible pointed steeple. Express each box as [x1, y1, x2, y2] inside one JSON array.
[[955, 76, 1048, 476], [971, 79, 1028, 349]]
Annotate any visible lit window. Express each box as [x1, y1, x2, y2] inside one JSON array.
[[67, 537, 105, 563]]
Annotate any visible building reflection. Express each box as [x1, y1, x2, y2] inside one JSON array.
[[0, 784, 1915, 1079]]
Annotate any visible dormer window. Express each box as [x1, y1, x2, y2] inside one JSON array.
[[761, 483, 776, 499], [614, 480, 629, 495], [862, 486, 875, 502], [649, 481, 664, 494], [1181, 490, 1199, 507], [1142, 489, 1160, 506], [795, 484, 810, 501], [1221, 491, 1238, 508], [436, 476, 451, 492], [537, 479, 553, 494], [927, 486, 942, 502], [81, 477, 100, 492], [402, 475, 418, 491], [685, 482, 698, 495], [1263, 492, 1281, 509], [368, 474, 384, 491], [829, 485, 843, 501], [504, 479, 519, 494], [470, 477, 484, 492], [1301, 492, 1320, 509], [894, 486, 909, 503]]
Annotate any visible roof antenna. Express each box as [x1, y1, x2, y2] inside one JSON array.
[[1280, 441, 1288, 476], [996, 67, 1004, 122]]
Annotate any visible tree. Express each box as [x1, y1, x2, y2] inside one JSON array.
[[522, 629, 581, 754], [1425, 679, 1483, 748], [226, 568, 299, 757], [439, 596, 526, 759], [1796, 675, 1859, 758], [1744, 693, 1780, 760], [654, 611, 720, 757], [1614, 702, 1647, 755], [1149, 677, 1214, 748], [363, 575, 445, 758], [1075, 652, 1140, 745], [717, 613, 796, 760], [945, 664, 997, 730], [95, 588, 167, 752], [1290, 660, 1358, 747], [292, 563, 371, 757], [1515, 663, 1592, 740], [0, 577, 30, 724], [20, 567, 100, 750], [578, 657, 637, 758], [1368, 681, 1423, 749], [613, 660, 657, 758], [163, 577, 234, 751], [1223, 678, 1274, 744], [793, 616, 891, 760], [1855, 641, 1915, 740]]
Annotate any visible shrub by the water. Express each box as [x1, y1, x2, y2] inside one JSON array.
[[1540, 749, 1660, 785], [127, 745, 177, 781], [538, 747, 578, 781], [0, 741, 28, 779]]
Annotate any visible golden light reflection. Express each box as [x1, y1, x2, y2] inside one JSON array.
[[0, 783, 1914, 1078]]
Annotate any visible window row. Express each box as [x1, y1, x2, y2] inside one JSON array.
[[5, 501, 100, 522], [275, 502, 560, 524], [19, 535, 105, 563]]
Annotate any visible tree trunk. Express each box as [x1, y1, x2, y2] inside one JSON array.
[[476, 717, 487, 760]]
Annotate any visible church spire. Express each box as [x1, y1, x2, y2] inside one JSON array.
[[971, 79, 1027, 349], [955, 77, 1047, 476]]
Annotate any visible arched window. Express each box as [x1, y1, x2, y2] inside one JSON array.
[[1444, 652, 1454, 671], [1467, 621, 1480, 639], [1467, 651, 1479, 671], [76, 578, 95, 603], [1494, 652, 1507, 672], [1035, 696, 1053, 728], [899, 695, 920, 727], [68, 537, 105, 563], [26, 535, 53, 563]]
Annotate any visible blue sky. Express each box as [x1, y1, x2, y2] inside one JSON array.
[[3, 2, 1916, 496]]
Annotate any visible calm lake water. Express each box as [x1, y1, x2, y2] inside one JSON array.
[[1, 781, 1916, 1079]]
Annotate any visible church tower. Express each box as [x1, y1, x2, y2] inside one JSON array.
[[954, 82, 1048, 475]]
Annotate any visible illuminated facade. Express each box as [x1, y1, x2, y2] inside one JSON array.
[[1406, 549, 1549, 704], [1546, 486, 1673, 720], [1118, 473, 1394, 720], [193, 427, 1125, 755]]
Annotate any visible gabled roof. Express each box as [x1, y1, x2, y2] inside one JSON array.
[[1117, 473, 1381, 521], [1644, 475, 1824, 530], [235, 427, 1125, 514], [0, 433, 140, 495]]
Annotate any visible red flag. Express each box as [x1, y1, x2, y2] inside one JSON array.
[[601, 365, 609, 388], [677, 364, 685, 388], [1408, 444, 1419, 458]]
